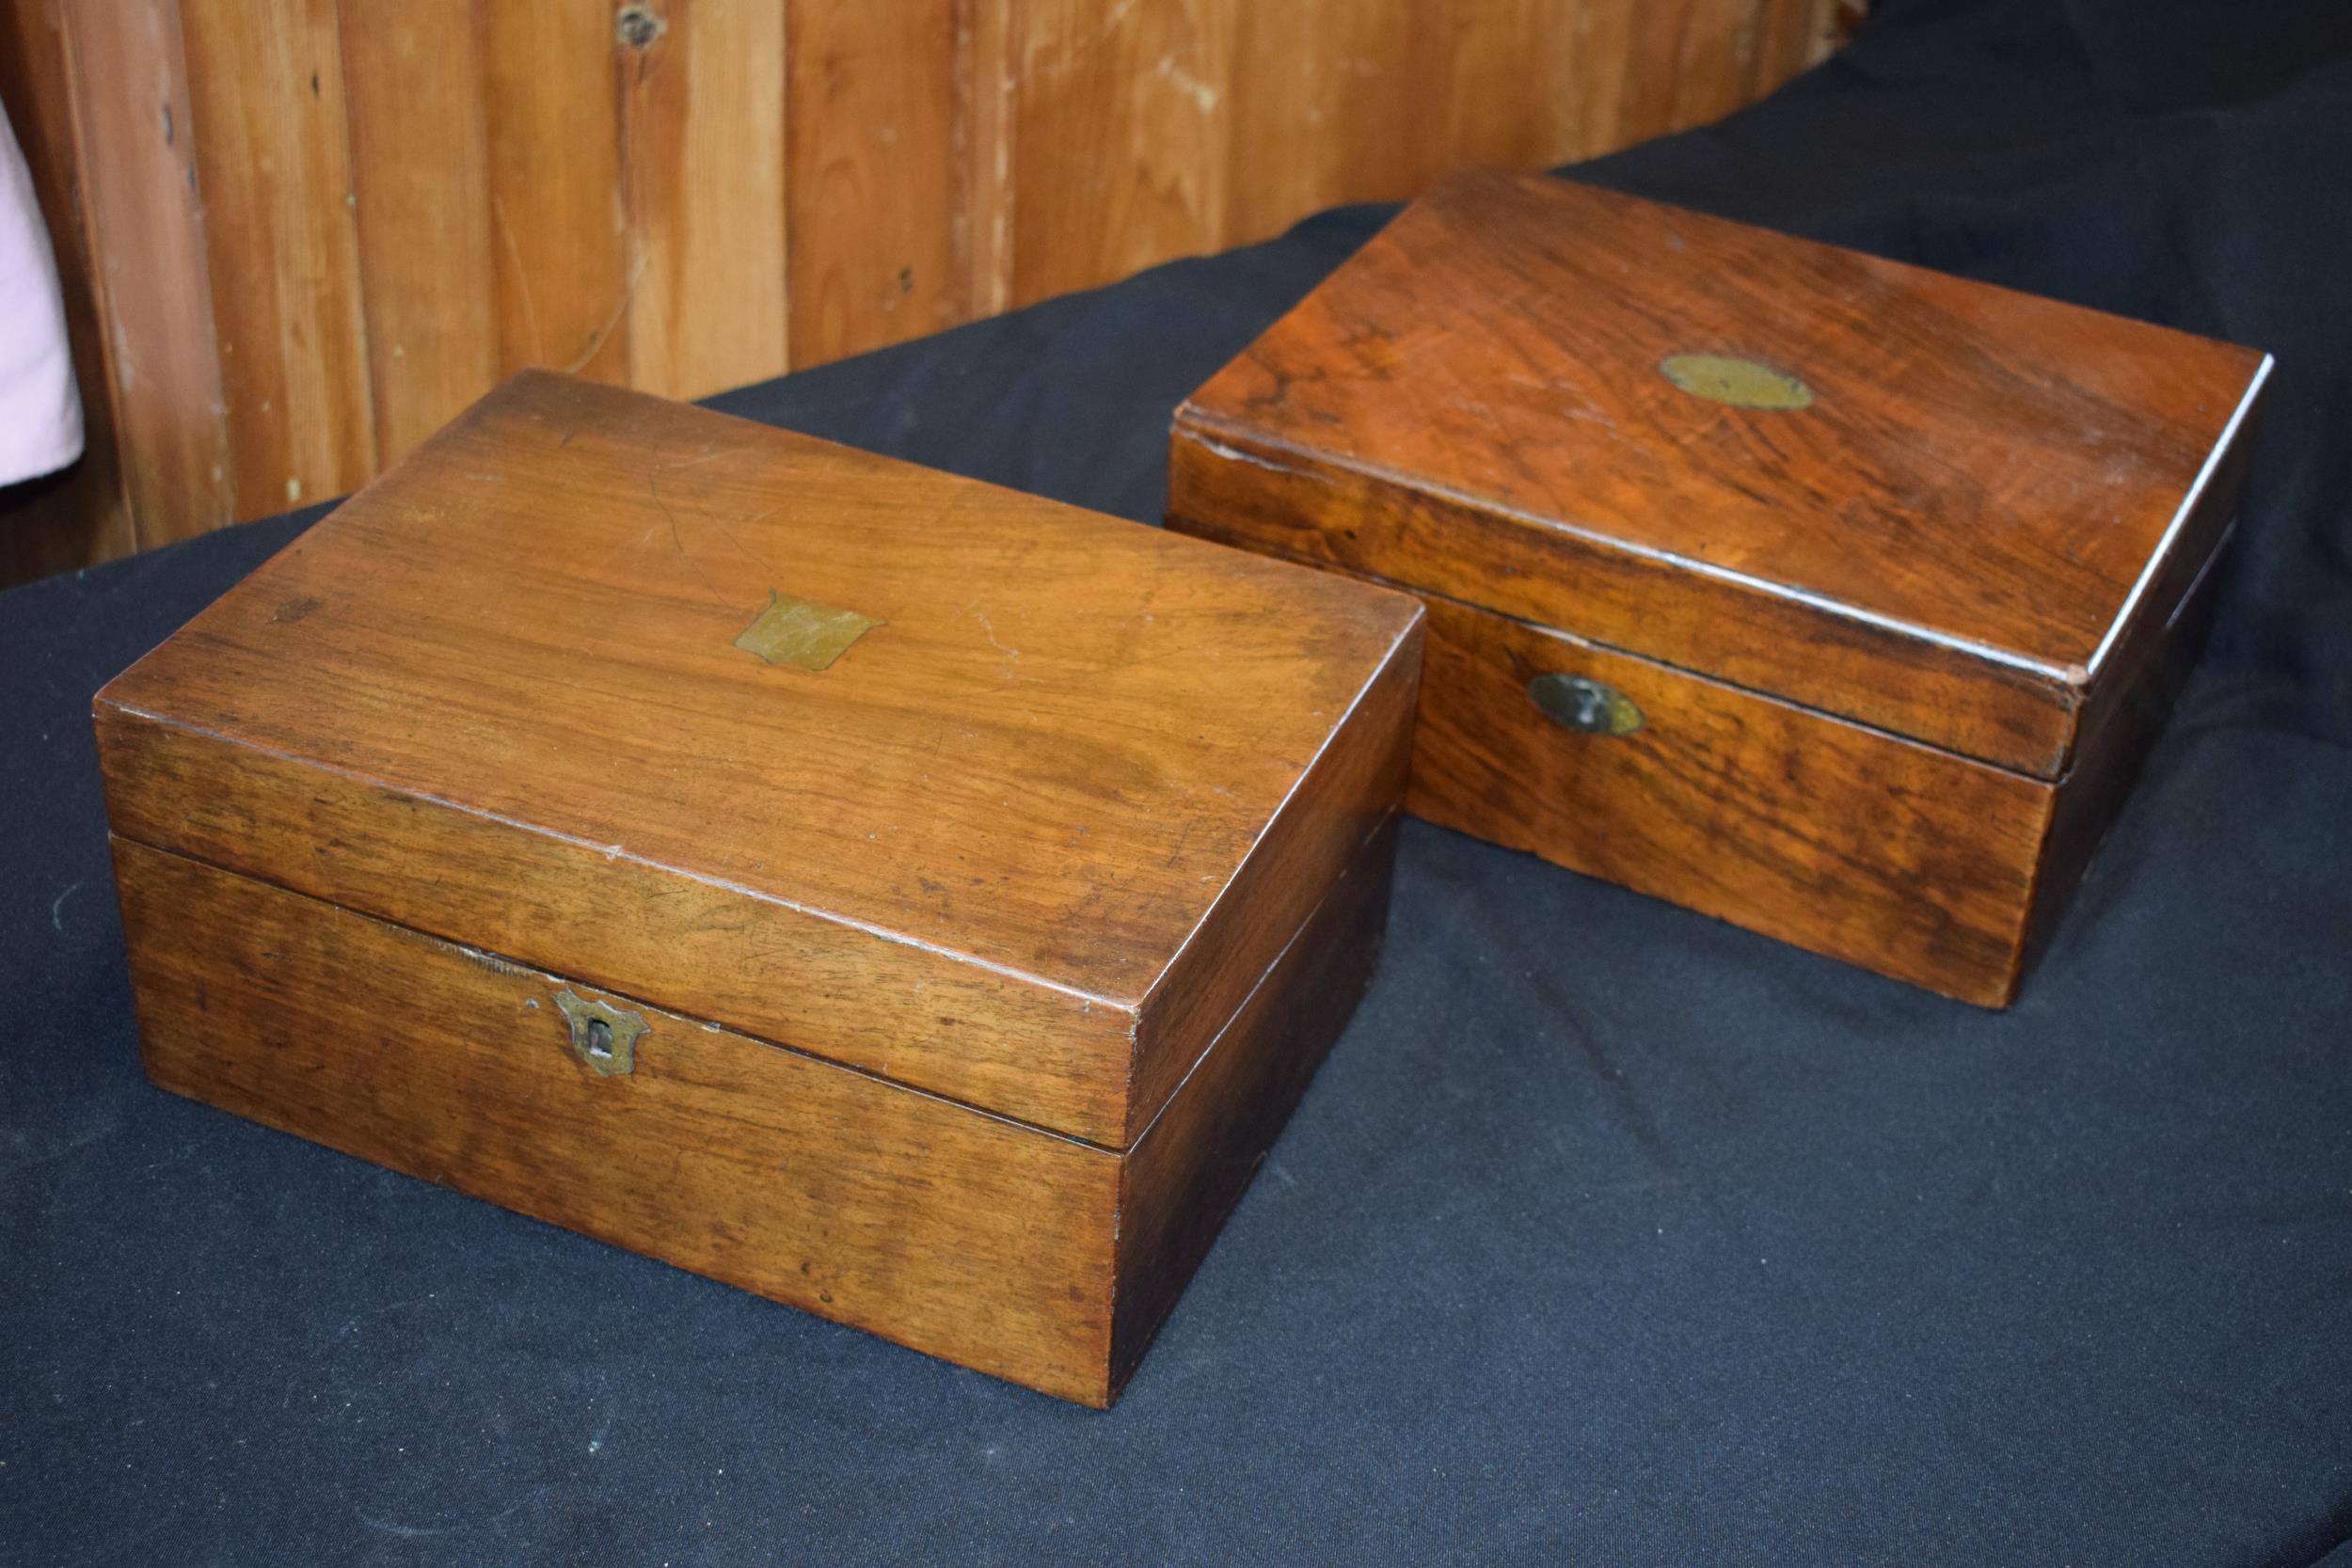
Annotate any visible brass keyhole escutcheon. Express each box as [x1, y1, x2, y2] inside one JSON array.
[[554, 990, 647, 1077], [1527, 673, 1644, 736]]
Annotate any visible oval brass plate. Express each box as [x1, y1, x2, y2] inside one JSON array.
[[1527, 673, 1644, 736], [1660, 354, 1814, 411]]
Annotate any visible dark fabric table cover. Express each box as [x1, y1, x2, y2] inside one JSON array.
[[5, 1, 2348, 1561]]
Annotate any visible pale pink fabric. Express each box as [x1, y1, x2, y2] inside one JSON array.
[[0, 97, 83, 487]]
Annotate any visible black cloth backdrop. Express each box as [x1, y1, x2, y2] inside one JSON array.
[[5, 1, 2348, 1562]]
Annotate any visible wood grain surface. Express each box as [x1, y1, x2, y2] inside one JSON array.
[[786, 0, 969, 363], [477, 4, 634, 388], [179, 0, 376, 517], [1407, 594, 2050, 1005], [1001, 0, 1241, 309], [72, 0, 237, 546], [2021, 511, 2236, 985], [338, 0, 501, 463], [97, 372, 1421, 1145], [1170, 168, 2266, 1003], [1114, 813, 1395, 1391], [115, 808, 1397, 1405], [1173, 464, 2252, 1006], [115, 836, 1126, 1405], [620, 0, 790, 402], [1171, 168, 2272, 778], [7, 0, 1848, 585]]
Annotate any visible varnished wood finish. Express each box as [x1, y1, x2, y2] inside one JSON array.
[[2021, 514, 2235, 983], [98, 372, 1421, 1148], [6, 1, 1845, 587], [1115, 814, 1396, 1391], [1171, 169, 2272, 778], [1129, 648, 1417, 1128], [1170, 169, 2268, 1004], [1409, 594, 2048, 1005], [99, 376, 1413, 1402], [115, 812, 1397, 1406], [115, 837, 1124, 1405], [1169, 429, 2080, 779]]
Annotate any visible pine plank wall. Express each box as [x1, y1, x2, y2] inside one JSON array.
[[0, 0, 1848, 589]]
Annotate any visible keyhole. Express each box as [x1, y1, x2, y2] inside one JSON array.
[[554, 990, 641, 1076], [1526, 672, 1644, 736]]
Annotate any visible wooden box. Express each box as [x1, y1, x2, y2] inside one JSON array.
[[1169, 170, 2270, 1006], [95, 372, 1423, 1406]]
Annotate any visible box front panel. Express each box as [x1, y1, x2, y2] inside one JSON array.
[[1169, 407, 2081, 780], [112, 837, 1123, 1404], [1407, 595, 2055, 1006], [94, 708, 1140, 1147]]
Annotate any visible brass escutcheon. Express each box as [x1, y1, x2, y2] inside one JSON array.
[[734, 589, 885, 672], [553, 990, 647, 1077], [1527, 673, 1644, 736]]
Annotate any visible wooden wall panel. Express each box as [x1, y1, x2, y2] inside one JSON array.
[[480, 6, 631, 387], [1674, 0, 1772, 131], [786, 0, 966, 366], [1431, 3, 1585, 175], [623, 0, 789, 401], [178, 0, 374, 516], [48, 0, 231, 556], [338, 0, 499, 467], [1222, 1, 1432, 245], [964, 0, 1017, 317], [1617, 0, 1702, 144], [1617, 0, 1794, 143], [0, 0, 1856, 588], [1755, 0, 1839, 94], [1005, 0, 1239, 309]]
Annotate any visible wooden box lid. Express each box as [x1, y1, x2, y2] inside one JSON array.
[[1171, 170, 2271, 778], [95, 372, 1423, 1149]]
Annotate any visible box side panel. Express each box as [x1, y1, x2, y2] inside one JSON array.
[[1126, 619, 1419, 1143], [2010, 382, 2258, 979], [1169, 416, 2080, 778], [1111, 815, 1396, 1399], [113, 837, 1122, 1406], [2060, 378, 2262, 773], [1406, 594, 2054, 1006], [95, 707, 1139, 1147], [2025, 515, 2238, 978]]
